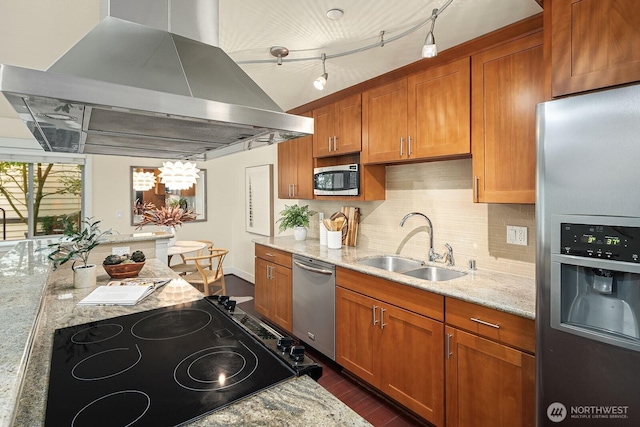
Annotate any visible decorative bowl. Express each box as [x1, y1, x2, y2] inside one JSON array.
[[102, 261, 145, 279]]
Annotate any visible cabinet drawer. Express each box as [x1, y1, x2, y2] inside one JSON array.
[[445, 298, 535, 353], [336, 267, 444, 321], [255, 245, 291, 268]]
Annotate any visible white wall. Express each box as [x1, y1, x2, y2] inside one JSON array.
[[90, 147, 286, 283]]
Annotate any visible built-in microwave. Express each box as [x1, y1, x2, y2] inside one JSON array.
[[313, 164, 359, 196]]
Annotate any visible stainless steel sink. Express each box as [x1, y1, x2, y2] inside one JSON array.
[[356, 255, 424, 272], [402, 266, 467, 282]]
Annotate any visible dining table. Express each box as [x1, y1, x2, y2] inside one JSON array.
[[167, 240, 208, 264]]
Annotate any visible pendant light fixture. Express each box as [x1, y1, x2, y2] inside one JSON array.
[[421, 8, 439, 58], [132, 170, 156, 191], [158, 161, 200, 191], [314, 53, 328, 90]]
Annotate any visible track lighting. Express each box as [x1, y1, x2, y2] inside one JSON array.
[[314, 53, 328, 90], [270, 46, 289, 66], [421, 8, 439, 58]]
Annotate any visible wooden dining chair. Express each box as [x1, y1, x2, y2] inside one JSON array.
[[170, 240, 214, 276], [182, 248, 228, 296]]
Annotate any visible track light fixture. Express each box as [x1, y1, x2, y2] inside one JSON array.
[[314, 53, 328, 90], [236, 0, 455, 85], [421, 8, 439, 58]]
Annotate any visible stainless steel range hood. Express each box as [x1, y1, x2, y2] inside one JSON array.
[[0, 10, 313, 160]]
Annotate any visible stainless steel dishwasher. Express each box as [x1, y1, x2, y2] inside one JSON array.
[[292, 254, 336, 360]]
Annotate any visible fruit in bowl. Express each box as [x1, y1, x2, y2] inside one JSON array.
[[102, 250, 146, 279]]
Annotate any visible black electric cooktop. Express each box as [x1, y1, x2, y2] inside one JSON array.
[[44, 298, 301, 426]]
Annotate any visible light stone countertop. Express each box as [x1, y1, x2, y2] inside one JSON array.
[[255, 236, 536, 320], [2, 241, 370, 427]]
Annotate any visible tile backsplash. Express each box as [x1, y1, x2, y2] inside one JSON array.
[[306, 158, 536, 278]]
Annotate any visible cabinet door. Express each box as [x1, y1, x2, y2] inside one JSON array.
[[270, 264, 293, 332], [277, 140, 297, 199], [362, 79, 408, 164], [334, 93, 362, 155], [293, 135, 314, 199], [254, 258, 271, 318], [277, 134, 314, 200], [445, 326, 535, 427], [313, 104, 334, 157], [472, 32, 544, 203], [551, 0, 640, 97], [408, 57, 471, 159], [379, 304, 445, 426], [335, 287, 378, 386]]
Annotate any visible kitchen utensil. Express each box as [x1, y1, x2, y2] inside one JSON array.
[[330, 212, 349, 243]]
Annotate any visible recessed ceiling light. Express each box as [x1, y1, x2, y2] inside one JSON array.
[[326, 8, 344, 20]]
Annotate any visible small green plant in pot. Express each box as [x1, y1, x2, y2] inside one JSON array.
[[277, 204, 317, 241], [46, 217, 112, 288]]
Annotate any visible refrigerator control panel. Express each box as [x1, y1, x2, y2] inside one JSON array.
[[561, 223, 640, 262]]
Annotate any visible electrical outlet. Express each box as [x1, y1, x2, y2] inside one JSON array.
[[112, 246, 130, 256], [506, 226, 527, 246]]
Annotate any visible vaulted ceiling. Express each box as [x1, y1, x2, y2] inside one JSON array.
[[219, 0, 542, 111]]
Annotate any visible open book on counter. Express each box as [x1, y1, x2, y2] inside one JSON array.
[[78, 278, 172, 306]]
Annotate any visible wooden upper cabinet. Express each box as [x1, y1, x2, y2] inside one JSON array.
[[408, 57, 471, 159], [278, 112, 314, 200], [362, 79, 408, 164], [313, 94, 362, 157], [551, 0, 640, 97], [363, 58, 471, 164], [472, 32, 544, 204]]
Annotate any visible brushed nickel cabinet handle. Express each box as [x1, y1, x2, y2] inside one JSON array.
[[264, 252, 275, 257], [372, 305, 378, 326], [380, 308, 386, 330], [446, 333, 453, 359], [470, 317, 500, 329], [333, 136, 337, 151], [408, 136, 412, 156], [328, 137, 332, 152], [399, 137, 404, 157]]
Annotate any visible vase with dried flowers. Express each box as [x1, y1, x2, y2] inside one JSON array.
[[135, 203, 198, 246]]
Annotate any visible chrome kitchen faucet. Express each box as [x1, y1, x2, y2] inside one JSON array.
[[399, 212, 454, 266]]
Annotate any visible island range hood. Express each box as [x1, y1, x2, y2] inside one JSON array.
[[0, 4, 313, 160]]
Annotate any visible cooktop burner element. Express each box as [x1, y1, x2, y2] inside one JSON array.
[[45, 299, 297, 426], [131, 308, 214, 340]]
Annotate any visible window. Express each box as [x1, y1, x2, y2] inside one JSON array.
[[0, 148, 88, 241]]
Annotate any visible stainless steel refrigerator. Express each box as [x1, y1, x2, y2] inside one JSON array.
[[536, 83, 640, 426]]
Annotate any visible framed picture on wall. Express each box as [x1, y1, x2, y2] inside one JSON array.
[[245, 164, 273, 236]]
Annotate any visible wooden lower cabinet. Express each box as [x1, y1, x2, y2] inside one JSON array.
[[254, 247, 293, 332], [336, 286, 445, 425], [445, 326, 535, 427]]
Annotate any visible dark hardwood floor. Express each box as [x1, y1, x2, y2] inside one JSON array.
[[224, 274, 429, 427]]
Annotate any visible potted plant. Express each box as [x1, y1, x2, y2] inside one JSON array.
[[46, 217, 112, 288], [277, 204, 317, 241], [135, 203, 198, 246]]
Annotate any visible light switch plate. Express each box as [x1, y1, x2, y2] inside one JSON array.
[[507, 226, 527, 246]]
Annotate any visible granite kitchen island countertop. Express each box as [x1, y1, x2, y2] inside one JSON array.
[[3, 241, 370, 427]]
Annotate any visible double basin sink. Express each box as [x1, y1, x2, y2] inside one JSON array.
[[356, 255, 467, 282]]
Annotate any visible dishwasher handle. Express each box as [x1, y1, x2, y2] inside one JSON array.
[[293, 260, 335, 275]]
